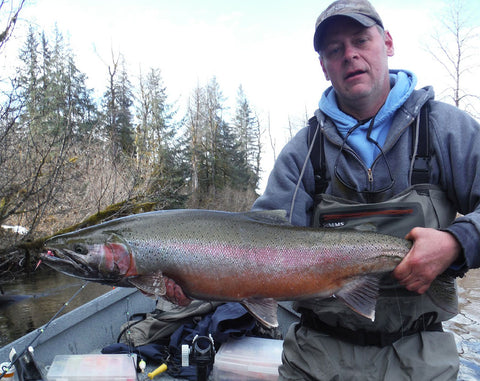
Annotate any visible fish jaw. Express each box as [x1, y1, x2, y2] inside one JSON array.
[[42, 237, 138, 284], [40, 245, 104, 280]]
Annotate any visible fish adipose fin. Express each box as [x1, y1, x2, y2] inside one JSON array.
[[128, 271, 166, 297], [335, 274, 382, 321], [241, 298, 279, 328]]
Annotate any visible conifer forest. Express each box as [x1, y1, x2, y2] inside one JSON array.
[[0, 21, 263, 275]]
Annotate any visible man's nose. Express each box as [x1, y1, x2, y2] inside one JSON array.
[[343, 44, 359, 61]]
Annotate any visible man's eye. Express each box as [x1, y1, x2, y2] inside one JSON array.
[[326, 46, 341, 58], [355, 37, 368, 46]]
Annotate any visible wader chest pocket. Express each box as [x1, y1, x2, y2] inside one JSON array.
[[315, 202, 424, 238]]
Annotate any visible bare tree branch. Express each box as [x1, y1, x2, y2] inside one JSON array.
[[0, 0, 25, 52], [425, 0, 480, 114]]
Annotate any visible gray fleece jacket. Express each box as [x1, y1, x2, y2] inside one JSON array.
[[253, 85, 480, 272]]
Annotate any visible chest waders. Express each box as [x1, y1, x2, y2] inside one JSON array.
[[300, 104, 459, 345]]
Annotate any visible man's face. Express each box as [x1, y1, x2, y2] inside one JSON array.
[[319, 17, 394, 114]]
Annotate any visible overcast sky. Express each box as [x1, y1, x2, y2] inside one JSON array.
[[3, 0, 480, 191]]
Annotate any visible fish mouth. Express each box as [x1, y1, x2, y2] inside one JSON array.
[[41, 248, 96, 279]]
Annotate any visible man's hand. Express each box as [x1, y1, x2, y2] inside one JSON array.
[[163, 276, 192, 306], [393, 227, 461, 294]]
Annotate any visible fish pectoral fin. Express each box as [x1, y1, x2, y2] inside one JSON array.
[[335, 274, 381, 322], [128, 271, 166, 297], [241, 298, 279, 328], [104, 232, 126, 243]]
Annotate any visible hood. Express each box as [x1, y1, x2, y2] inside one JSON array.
[[318, 70, 419, 167]]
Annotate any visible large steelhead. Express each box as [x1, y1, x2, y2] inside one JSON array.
[[41, 209, 413, 327]]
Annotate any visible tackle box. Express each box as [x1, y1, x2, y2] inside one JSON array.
[[46, 354, 137, 381], [211, 336, 283, 380]]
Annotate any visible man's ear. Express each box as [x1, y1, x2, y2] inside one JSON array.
[[384, 30, 394, 57], [320, 56, 330, 81]]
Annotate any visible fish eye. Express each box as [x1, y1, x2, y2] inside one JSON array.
[[73, 244, 88, 255]]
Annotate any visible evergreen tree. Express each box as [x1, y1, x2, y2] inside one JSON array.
[[204, 76, 224, 193], [136, 68, 174, 165], [184, 77, 258, 200], [185, 83, 205, 194], [17, 26, 41, 134], [116, 65, 135, 154], [232, 85, 261, 189], [2, 26, 98, 229], [102, 54, 135, 157], [136, 67, 186, 207]]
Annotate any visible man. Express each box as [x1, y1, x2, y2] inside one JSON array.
[[166, 0, 480, 379], [251, 0, 480, 379]]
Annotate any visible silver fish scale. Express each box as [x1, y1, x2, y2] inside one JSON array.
[[44, 209, 411, 301], [118, 210, 408, 281]]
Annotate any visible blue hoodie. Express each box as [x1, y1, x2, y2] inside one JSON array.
[[319, 70, 417, 168]]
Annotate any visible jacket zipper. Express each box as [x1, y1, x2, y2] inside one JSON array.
[[323, 128, 373, 190], [320, 113, 418, 193]]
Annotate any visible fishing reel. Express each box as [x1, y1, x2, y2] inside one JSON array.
[[4, 346, 45, 381], [181, 334, 215, 381]]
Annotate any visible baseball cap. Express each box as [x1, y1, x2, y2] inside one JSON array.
[[313, 0, 384, 52]]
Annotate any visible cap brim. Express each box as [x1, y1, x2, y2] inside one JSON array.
[[314, 14, 378, 52]]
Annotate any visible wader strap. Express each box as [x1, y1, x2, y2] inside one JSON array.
[[300, 309, 443, 347], [308, 116, 328, 195], [308, 103, 432, 200], [411, 102, 431, 185]]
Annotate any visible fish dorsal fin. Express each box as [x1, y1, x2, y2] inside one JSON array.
[[243, 210, 291, 226], [128, 271, 166, 297], [335, 274, 381, 322], [241, 297, 279, 328]]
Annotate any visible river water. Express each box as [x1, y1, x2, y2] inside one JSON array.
[[0, 269, 112, 347], [1, 268, 480, 379]]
